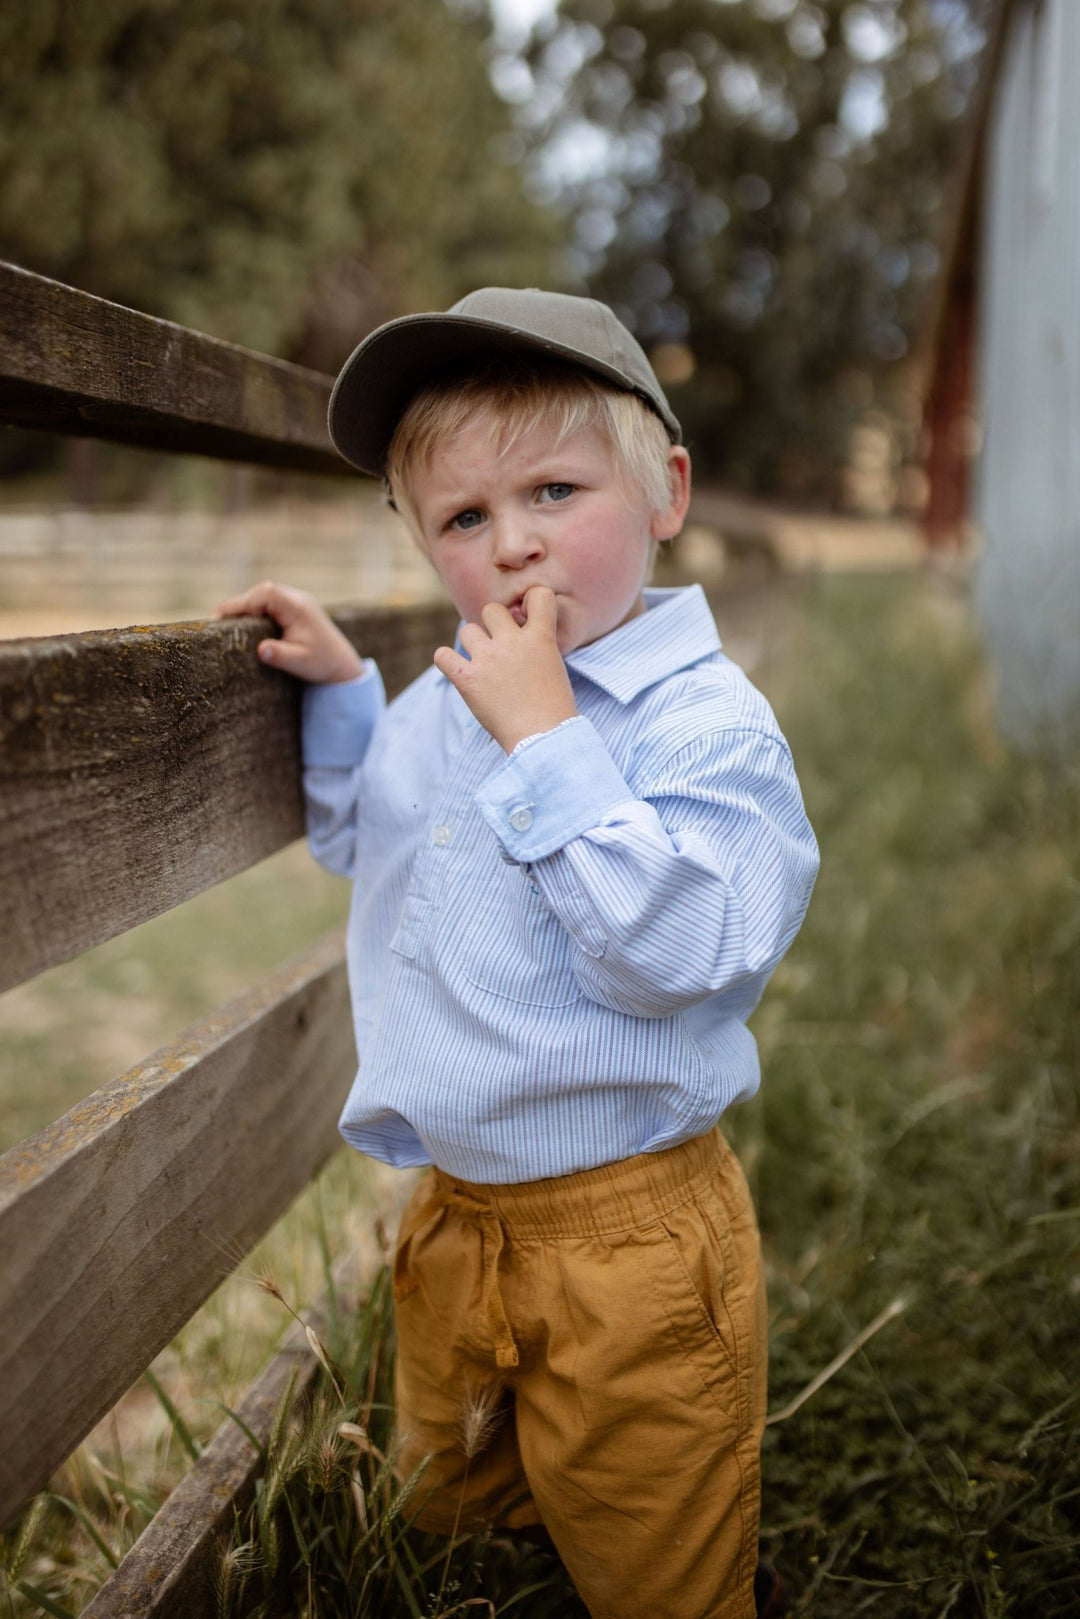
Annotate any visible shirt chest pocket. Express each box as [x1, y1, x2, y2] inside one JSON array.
[[457, 869, 584, 1010]]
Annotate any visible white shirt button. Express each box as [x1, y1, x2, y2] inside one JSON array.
[[432, 823, 452, 847], [508, 805, 534, 832]]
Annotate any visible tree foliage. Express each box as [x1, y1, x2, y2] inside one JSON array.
[[513, 0, 992, 496], [0, 0, 556, 367]]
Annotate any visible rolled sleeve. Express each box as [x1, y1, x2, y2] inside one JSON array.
[[475, 715, 633, 861], [301, 661, 385, 769]]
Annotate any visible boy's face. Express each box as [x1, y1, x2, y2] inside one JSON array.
[[406, 417, 688, 655]]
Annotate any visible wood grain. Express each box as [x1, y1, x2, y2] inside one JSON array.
[[0, 602, 457, 993], [0, 261, 347, 474], [0, 931, 355, 1528]]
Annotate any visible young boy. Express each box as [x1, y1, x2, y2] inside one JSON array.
[[219, 287, 818, 1619]]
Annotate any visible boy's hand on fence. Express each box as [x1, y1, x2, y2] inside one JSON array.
[[433, 586, 577, 753], [216, 581, 364, 684]]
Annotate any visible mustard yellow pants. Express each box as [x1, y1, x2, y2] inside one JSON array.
[[392, 1127, 767, 1619]]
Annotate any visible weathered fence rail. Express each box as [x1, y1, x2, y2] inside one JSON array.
[[0, 260, 347, 475], [0, 603, 450, 991], [0, 261, 454, 1610]]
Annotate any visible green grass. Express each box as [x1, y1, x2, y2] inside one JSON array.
[[0, 842, 349, 1151], [730, 574, 1080, 1615], [2, 572, 1077, 1616]]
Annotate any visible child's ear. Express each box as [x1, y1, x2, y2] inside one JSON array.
[[650, 446, 692, 541]]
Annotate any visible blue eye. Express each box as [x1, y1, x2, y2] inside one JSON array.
[[451, 508, 484, 531], [542, 483, 574, 502]]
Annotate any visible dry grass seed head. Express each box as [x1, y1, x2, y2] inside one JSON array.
[[253, 1266, 286, 1305], [460, 1378, 503, 1461], [215, 1537, 260, 1619], [318, 1434, 339, 1493]]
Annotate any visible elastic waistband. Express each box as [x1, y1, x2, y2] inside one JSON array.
[[431, 1128, 733, 1240]]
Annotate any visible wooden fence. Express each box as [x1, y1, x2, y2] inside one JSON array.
[[0, 261, 456, 1612]]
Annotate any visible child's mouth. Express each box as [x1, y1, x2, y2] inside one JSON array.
[[506, 588, 560, 627]]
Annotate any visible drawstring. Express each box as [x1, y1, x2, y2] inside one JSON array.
[[394, 1180, 520, 1370]]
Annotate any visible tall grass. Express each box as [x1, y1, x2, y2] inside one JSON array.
[[732, 574, 1080, 1615], [211, 1265, 585, 1619], [2, 573, 1077, 1616]]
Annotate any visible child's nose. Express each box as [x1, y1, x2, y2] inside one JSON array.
[[491, 515, 544, 568]]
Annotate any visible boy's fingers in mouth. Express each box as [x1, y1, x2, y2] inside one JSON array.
[[520, 585, 559, 631]]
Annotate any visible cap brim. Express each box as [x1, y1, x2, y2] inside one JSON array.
[[328, 312, 679, 476]]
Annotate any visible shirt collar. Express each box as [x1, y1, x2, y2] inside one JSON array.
[[565, 585, 721, 703]]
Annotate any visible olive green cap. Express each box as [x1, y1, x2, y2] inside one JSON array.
[[327, 286, 682, 476]]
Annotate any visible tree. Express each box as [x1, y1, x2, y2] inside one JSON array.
[[0, 0, 557, 365], [512, 0, 992, 497]]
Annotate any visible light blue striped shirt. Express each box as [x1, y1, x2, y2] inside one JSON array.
[[302, 585, 818, 1183]]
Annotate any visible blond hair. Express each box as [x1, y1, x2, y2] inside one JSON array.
[[385, 357, 679, 536]]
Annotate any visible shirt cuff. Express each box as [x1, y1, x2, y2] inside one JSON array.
[[475, 715, 634, 861], [301, 661, 385, 769]]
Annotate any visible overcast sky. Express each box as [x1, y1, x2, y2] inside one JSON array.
[[488, 0, 556, 41]]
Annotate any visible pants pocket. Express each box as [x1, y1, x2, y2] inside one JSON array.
[[650, 1169, 767, 1438]]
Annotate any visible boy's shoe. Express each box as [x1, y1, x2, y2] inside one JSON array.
[[754, 1559, 790, 1617]]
